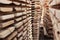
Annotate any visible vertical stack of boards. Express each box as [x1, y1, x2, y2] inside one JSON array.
[[31, 1, 41, 40], [0, 0, 33, 40], [43, 13, 54, 40]]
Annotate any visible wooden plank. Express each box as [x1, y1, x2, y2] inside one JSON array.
[[23, 31, 27, 36], [15, 7, 21, 11], [9, 0, 30, 4], [5, 31, 17, 40], [17, 31, 23, 37], [18, 26, 23, 32], [1, 20, 14, 28], [18, 37, 23, 40], [22, 16, 27, 19], [0, 7, 13, 12], [15, 21, 23, 28], [0, 27, 15, 38], [15, 13, 22, 17], [15, 17, 22, 21], [13, 37, 17, 40], [1, 14, 14, 20], [0, 3, 21, 7]]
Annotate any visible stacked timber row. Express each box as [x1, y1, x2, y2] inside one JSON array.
[[0, 0, 33, 40], [31, 0, 41, 40], [43, 13, 54, 40], [31, 1, 35, 40]]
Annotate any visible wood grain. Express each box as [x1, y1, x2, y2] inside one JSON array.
[[15, 17, 22, 21], [1, 14, 14, 20], [0, 27, 15, 38], [15, 22, 23, 28], [16, 13, 22, 17], [2, 20, 14, 28], [0, 7, 13, 12], [5, 31, 17, 40]]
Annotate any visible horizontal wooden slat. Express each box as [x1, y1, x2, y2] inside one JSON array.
[[13, 37, 17, 40], [23, 27, 27, 32], [15, 13, 22, 17], [15, 21, 23, 28], [0, 27, 15, 38], [1, 14, 14, 20], [9, 0, 30, 4], [1, 20, 14, 28], [18, 37, 23, 40], [0, 7, 13, 12], [23, 31, 27, 36], [5, 31, 17, 40], [0, 3, 21, 7], [17, 31, 23, 37], [22, 16, 27, 19], [18, 26, 23, 32], [15, 7, 21, 11], [15, 17, 22, 21]]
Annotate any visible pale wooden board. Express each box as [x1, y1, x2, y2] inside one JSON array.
[[18, 26, 23, 32], [18, 37, 23, 40], [0, 27, 15, 38], [15, 17, 22, 21], [15, 7, 21, 11], [1, 14, 14, 20], [22, 12, 26, 14], [0, 0, 12, 4], [15, 22, 23, 28], [23, 31, 27, 36], [27, 11, 31, 13], [23, 27, 27, 31], [13, 2, 20, 5], [0, 7, 13, 12], [23, 19, 28, 23], [13, 37, 17, 40], [2, 20, 14, 28], [22, 3, 26, 6], [15, 13, 22, 17], [17, 31, 23, 37], [24, 22, 28, 26], [21, 0, 26, 2], [23, 16, 26, 19], [5, 31, 17, 40]]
